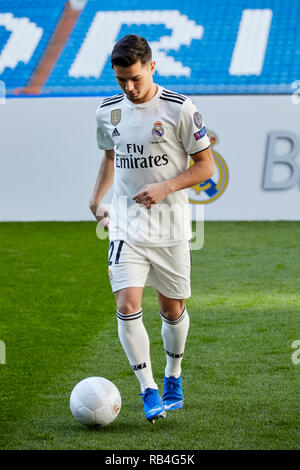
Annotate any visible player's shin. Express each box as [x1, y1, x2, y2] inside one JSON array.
[[117, 309, 158, 392], [160, 307, 190, 378]]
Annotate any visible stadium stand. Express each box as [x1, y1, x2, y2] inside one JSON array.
[[0, 0, 67, 94], [0, 0, 299, 96], [23, 2, 80, 95]]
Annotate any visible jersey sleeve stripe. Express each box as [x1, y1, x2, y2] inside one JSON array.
[[101, 97, 124, 104], [102, 93, 124, 103], [162, 90, 187, 101], [100, 97, 124, 108], [101, 95, 124, 105], [161, 93, 186, 103], [160, 96, 185, 105]]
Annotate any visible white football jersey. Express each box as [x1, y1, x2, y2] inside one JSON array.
[[96, 85, 210, 246]]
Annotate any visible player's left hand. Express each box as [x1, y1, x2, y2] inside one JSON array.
[[132, 182, 170, 210]]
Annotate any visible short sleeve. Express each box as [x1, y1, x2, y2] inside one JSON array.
[[96, 105, 114, 151], [177, 99, 210, 155]]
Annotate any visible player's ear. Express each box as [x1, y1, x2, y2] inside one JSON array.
[[150, 61, 156, 75]]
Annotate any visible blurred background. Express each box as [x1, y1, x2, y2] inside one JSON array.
[[0, 0, 299, 221]]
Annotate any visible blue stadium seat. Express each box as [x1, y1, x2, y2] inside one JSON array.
[[0, 0, 67, 92], [42, 0, 300, 96], [1, 0, 299, 95]]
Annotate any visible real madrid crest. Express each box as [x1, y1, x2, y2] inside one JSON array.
[[111, 109, 121, 126], [152, 121, 164, 138], [188, 130, 229, 204]]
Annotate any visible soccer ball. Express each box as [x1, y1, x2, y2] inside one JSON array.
[[70, 377, 121, 427]]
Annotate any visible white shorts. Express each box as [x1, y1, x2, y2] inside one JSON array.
[[108, 240, 191, 299]]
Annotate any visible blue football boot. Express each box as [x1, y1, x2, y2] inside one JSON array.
[[139, 388, 166, 423], [162, 375, 184, 411]]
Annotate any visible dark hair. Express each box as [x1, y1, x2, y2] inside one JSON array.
[[111, 35, 152, 67]]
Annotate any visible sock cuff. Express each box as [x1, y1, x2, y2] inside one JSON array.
[[117, 308, 143, 322], [160, 307, 187, 325]]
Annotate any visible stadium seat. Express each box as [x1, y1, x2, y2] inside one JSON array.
[[1, 0, 299, 96], [0, 0, 67, 93]]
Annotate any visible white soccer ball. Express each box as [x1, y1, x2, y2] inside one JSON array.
[[70, 377, 121, 427]]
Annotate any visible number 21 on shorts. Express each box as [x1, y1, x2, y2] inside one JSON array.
[[108, 240, 124, 266]]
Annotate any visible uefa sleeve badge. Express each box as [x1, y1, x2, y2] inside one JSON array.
[[193, 111, 202, 129]]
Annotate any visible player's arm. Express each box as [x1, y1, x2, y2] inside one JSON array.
[[165, 146, 215, 193], [89, 150, 114, 228], [90, 102, 116, 227], [133, 147, 214, 209], [133, 100, 215, 209]]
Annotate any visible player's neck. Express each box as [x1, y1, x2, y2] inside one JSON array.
[[139, 83, 158, 104]]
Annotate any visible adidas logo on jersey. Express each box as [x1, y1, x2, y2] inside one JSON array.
[[112, 128, 120, 137]]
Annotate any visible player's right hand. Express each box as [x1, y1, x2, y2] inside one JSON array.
[[90, 203, 110, 231], [96, 205, 110, 231]]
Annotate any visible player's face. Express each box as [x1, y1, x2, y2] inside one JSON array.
[[113, 60, 156, 104]]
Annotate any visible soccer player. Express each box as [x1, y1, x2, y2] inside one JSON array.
[[89, 35, 214, 423]]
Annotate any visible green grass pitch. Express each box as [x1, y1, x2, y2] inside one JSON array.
[[0, 221, 299, 450]]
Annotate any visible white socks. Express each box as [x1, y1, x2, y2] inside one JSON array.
[[117, 307, 190, 392], [117, 309, 157, 393], [160, 307, 190, 378]]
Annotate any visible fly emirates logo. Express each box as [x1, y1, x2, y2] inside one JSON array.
[[115, 143, 168, 169]]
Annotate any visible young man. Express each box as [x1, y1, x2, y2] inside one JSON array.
[[89, 35, 214, 423]]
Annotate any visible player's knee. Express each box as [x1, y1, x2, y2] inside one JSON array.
[[117, 301, 142, 315], [161, 301, 185, 321]]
